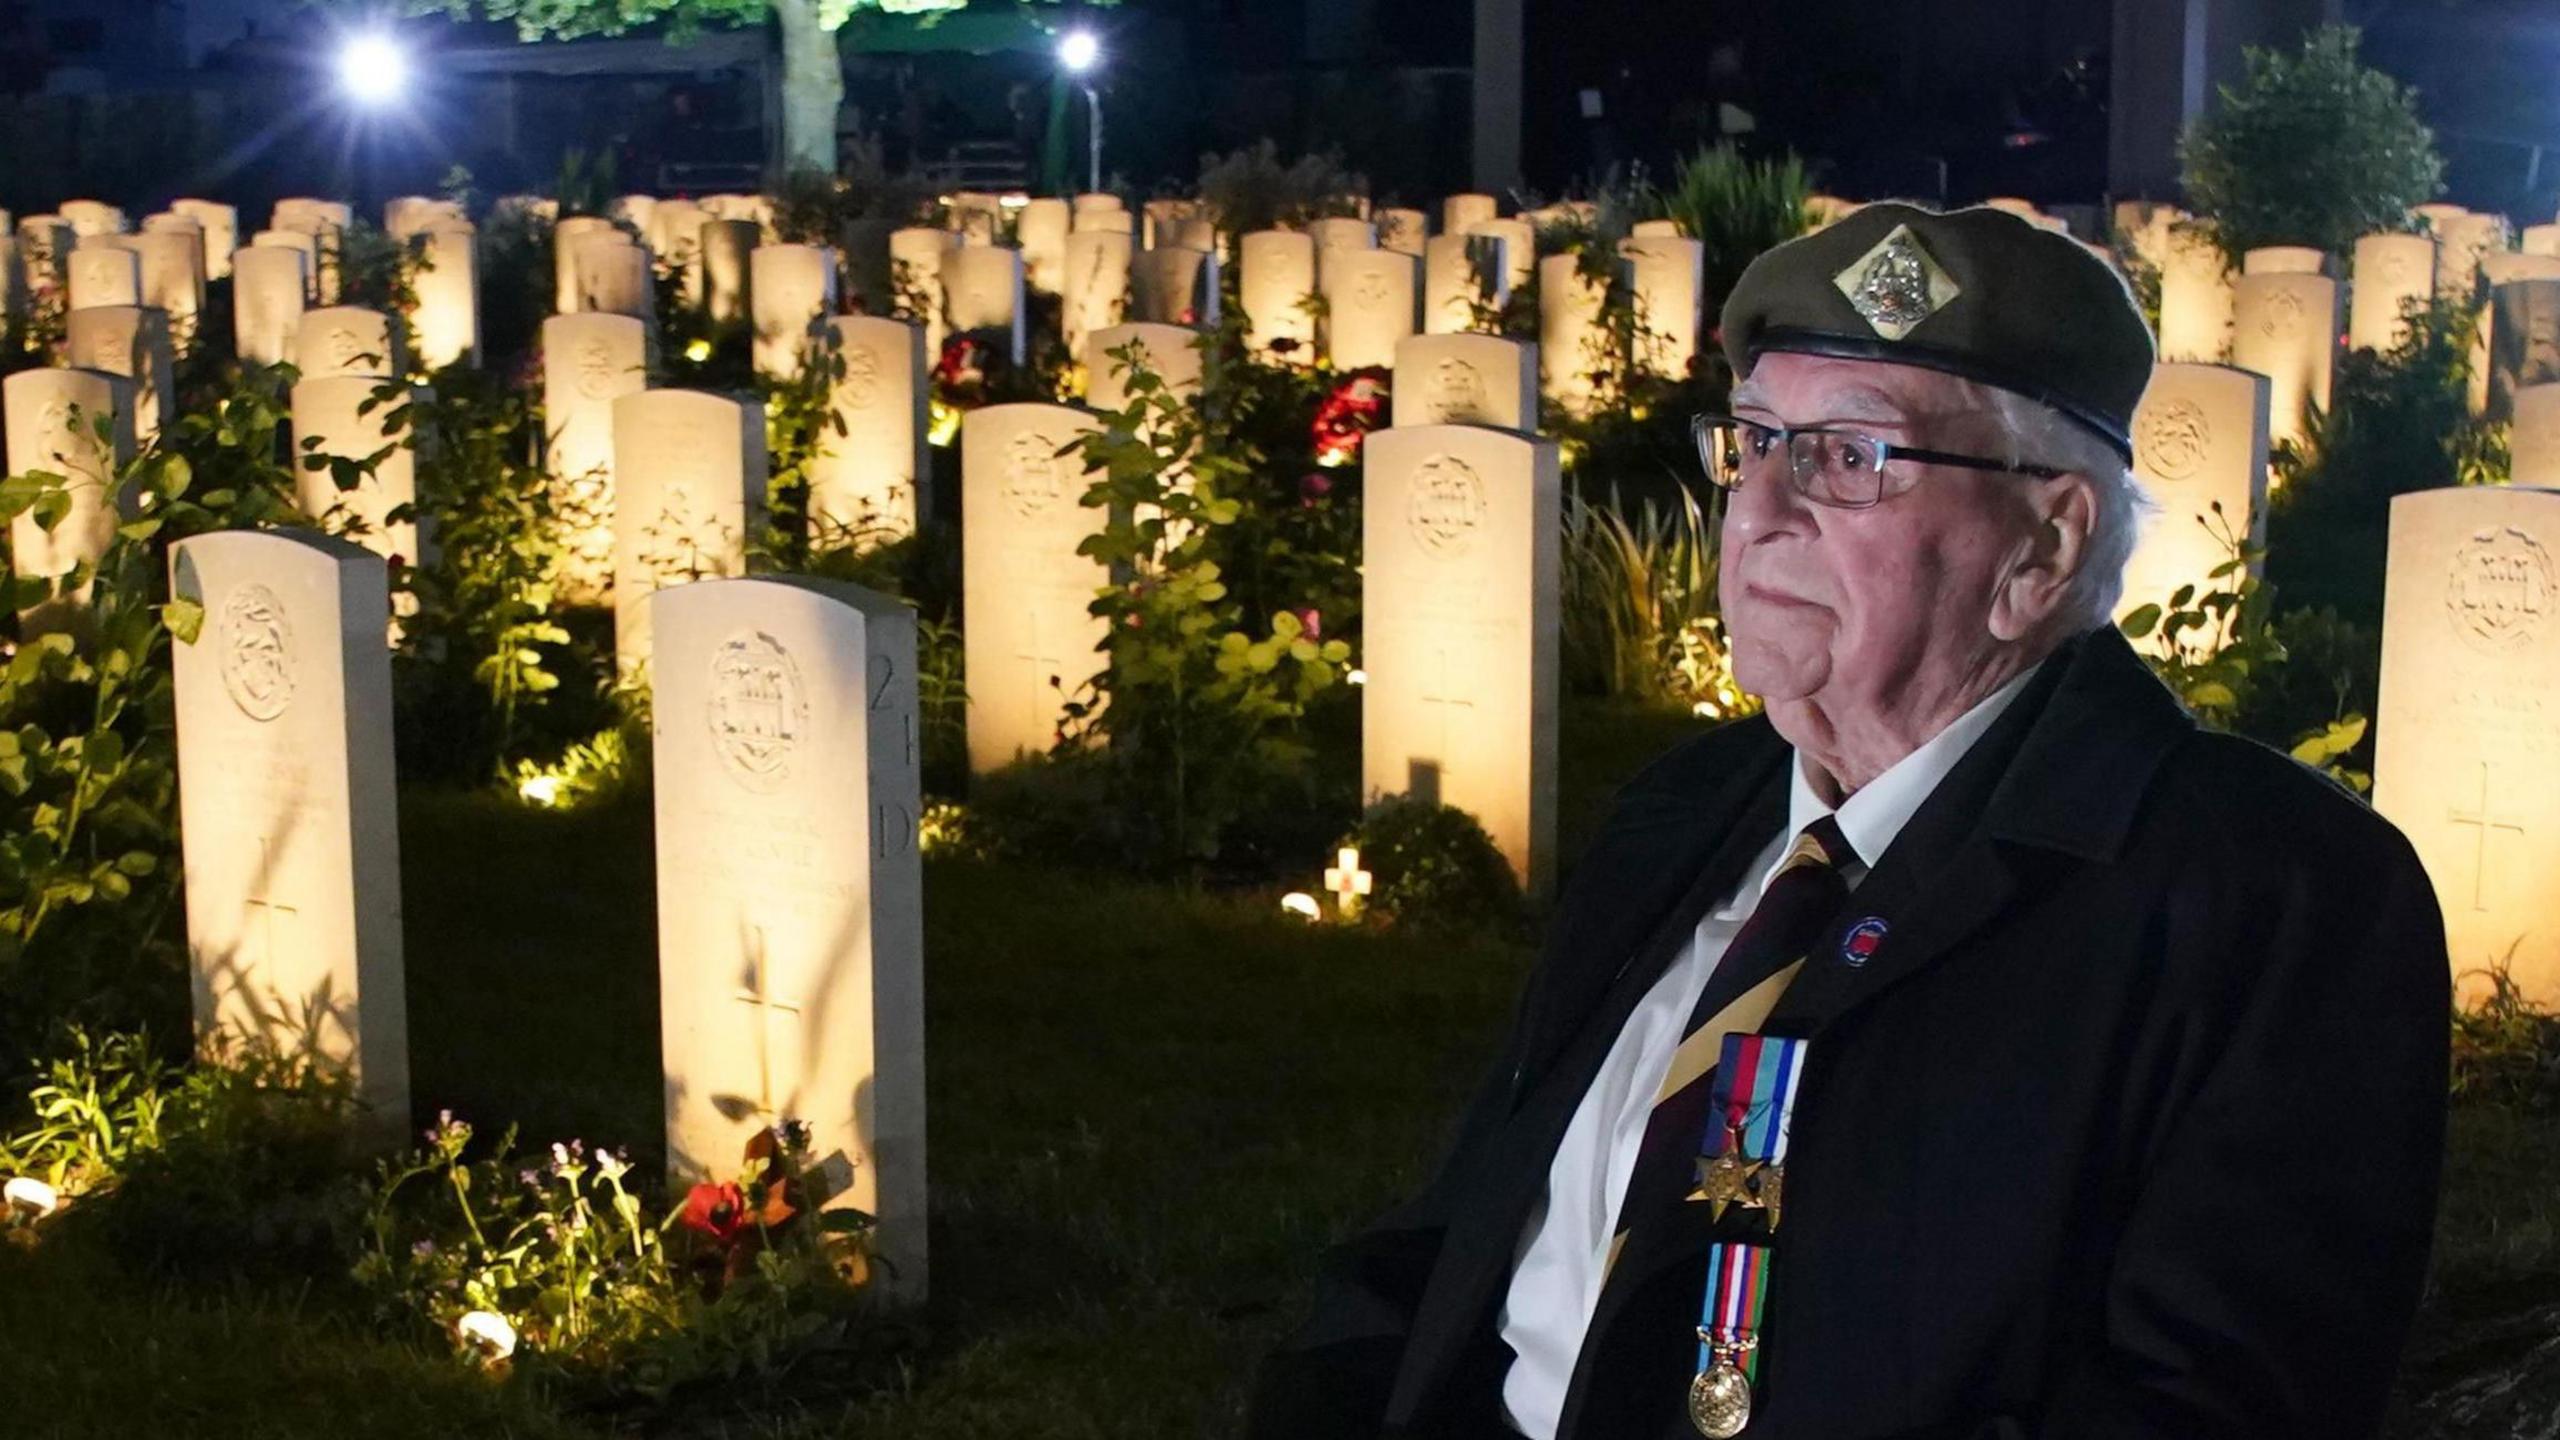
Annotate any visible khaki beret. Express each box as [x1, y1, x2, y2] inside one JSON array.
[[1718, 202, 2155, 461]]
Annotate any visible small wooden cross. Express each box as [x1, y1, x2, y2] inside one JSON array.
[[1323, 847, 1373, 919]]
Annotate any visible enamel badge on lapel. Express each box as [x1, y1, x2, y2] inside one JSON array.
[[1841, 917, 1888, 968]]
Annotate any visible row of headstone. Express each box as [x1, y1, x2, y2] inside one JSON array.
[[167, 526, 928, 1295]]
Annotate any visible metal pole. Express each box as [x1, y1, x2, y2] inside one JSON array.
[[1084, 83, 1102, 193]]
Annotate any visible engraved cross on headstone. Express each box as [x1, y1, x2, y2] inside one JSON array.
[[732, 926, 804, 1118], [243, 834, 300, 976], [1419, 648, 1476, 760], [2448, 759, 2529, 913]]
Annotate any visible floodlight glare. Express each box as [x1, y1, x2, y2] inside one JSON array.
[[338, 32, 408, 107], [1058, 30, 1100, 75]]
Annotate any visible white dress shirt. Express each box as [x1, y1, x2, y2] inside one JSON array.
[[1497, 672, 2036, 1439]]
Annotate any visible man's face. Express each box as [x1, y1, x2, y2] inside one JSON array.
[[1718, 351, 2043, 714]]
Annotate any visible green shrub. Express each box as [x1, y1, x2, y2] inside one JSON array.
[[1197, 142, 1367, 236], [1334, 798, 1520, 932], [1649, 144, 1814, 315], [2178, 25, 2443, 265], [1561, 486, 1739, 713]]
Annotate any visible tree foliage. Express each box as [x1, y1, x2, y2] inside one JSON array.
[[2179, 25, 2444, 264]]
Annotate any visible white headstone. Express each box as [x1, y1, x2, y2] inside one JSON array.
[[610, 389, 765, 678], [650, 575, 926, 1299], [65, 305, 175, 444], [66, 245, 140, 311], [1537, 253, 1607, 417], [2375, 485, 2560, 1006], [249, 228, 322, 301], [2116, 363, 2272, 623], [1466, 218, 1537, 291], [1074, 209, 1134, 236], [648, 199, 708, 281], [1130, 245, 1218, 328], [1083, 321, 1204, 414], [295, 305, 404, 382], [1306, 216, 1376, 256], [409, 225, 481, 370], [2490, 278, 2560, 422], [2157, 228, 2234, 363], [2349, 232, 2438, 354], [1629, 218, 1682, 239], [1018, 198, 1071, 295], [809, 316, 929, 548], [58, 199, 126, 237], [1425, 233, 1508, 335], [1240, 230, 1318, 360], [132, 224, 206, 351], [2242, 245, 2327, 276], [888, 226, 958, 351], [553, 216, 619, 315], [2434, 212, 2508, 298], [1072, 193, 1125, 225], [2228, 272, 2337, 449], [1392, 333, 1538, 431], [1443, 194, 1499, 235], [940, 245, 1026, 366], [2513, 385, 2560, 488], [232, 245, 309, 368], [542, 313, 651, 606], [1141, 198, 1198, 249], [170, 529, 406, 1130], [577, 237, 657, 326], [1621, 235, 1704, 377], [1362, 424, 1560, 892], [961, 403, 1108, 772], [293, 376, 424, 567], [16, 217, 71, 297], [1377, 207, 1429, 257], [1321, 247, 1418, 371], [1062, 230, 1133, 359], [611, 194, 659, 235], [700, 219, 760, 326], [3, 368, 135, 632], [750, 244, 839, 381]]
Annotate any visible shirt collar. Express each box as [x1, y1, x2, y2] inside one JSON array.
[[1775, 668, 2039, 887]]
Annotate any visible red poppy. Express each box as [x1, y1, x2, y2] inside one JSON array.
[[678, 1181, 752, 1244]]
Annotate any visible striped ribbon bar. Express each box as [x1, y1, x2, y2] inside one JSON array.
[[1705, 1031, 1808, 1166]]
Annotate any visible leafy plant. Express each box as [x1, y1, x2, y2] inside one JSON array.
[[2178, 25, 2444, 265], [1060, 341, 1354, 867], [1331, 797, 1520, 932], [1560, 485, 1743, 713], [0, 389, 301, 1072], [1197, 142, 1368, 236], [1648, 144, 1814, 319], [2451, 959, 2560, 1112], [354, 1113, 873, 1398]]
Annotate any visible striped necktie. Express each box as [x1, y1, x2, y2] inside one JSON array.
[[1608, 815, 1857, 1261]]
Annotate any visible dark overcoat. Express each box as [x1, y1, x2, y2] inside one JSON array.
[[1249, 627, 2450, 1440]]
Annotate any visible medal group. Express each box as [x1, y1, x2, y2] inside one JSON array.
[[1682, 1033, 1806, 1437]]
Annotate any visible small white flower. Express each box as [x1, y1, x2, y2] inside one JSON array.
[[456, 1309, 518, 1361], [3, 1176, 59, 1220]]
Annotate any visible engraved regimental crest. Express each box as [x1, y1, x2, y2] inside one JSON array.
[[1833, 224, 1960, 342], [1432, 358, 1489, 423], [2257, 286, 2306, 340], [574, 340, 620, 401], [219, 584, 295, 722], [707, 631, 808, 788], [1353, 267, 1392, 312], [2447, 525, 2557, 652], [1002, 430, 1067, 517], [839, 344, 882, 410], [326, 327, 368, 370], [2134, 397, 2212, 483], [1405, 454, 1487, 558]]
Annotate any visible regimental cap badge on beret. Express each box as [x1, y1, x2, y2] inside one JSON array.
[[1833, 224, 1961, 342]]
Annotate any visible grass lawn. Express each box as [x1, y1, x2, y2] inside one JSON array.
[[4, 697, 2555, 1437]]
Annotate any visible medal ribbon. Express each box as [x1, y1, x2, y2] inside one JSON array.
[[1705, 1032, 1807, 1164], [1697, 1242, 1770, 1382]]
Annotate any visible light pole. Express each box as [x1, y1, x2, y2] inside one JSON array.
[[1058, 30, 1103, 193]]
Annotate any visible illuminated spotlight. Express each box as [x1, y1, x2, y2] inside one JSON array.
[[1057, 29, 1101, 75], [338, 32, 409, 108]]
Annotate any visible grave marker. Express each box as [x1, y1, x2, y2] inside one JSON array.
[[961, 404, 1108, 772], [542, 313, 650, 605], [809, 316, 929, 547], [1392, 333, 1537, 431], [611, 390, 765, 678]]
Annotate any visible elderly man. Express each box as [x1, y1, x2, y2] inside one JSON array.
[[1248, 204, 2448, 1440]]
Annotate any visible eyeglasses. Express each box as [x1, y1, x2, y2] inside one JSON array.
[[1692, 412, 2068, 510]]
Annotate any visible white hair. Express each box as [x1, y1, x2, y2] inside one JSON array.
[[1965, 380, 2151, 634]]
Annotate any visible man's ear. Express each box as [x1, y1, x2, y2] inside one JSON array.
[[1988, 473, 2099, 643]]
